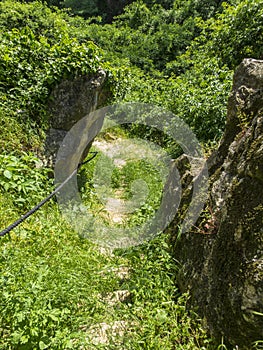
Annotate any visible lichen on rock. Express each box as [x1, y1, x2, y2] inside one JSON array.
[[44, 69, 109, 165]]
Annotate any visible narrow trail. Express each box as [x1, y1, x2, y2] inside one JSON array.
[[83, 135, 165, 347], [84, 137, 133, 346], [92, 139, 129, 225]]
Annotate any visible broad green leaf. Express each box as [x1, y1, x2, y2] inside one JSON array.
[[39, 341, 48, 350], [3, 170, 12, 179]]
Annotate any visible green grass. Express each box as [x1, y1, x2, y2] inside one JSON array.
[[0, 126, 240, 349], [0, 202, 215, 349], [78, 126, 170, 233], [0, 128, 234, 350]]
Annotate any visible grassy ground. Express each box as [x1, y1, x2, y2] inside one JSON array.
[[0, 206, 215, 349], [0, 128, 234, 349]]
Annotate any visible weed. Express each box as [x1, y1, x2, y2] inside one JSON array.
[[0, 152, 52, 210]]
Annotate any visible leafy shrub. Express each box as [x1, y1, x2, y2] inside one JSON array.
[[85, 2, 197, 71], [173, 0, 227, 22], [81, 0, 238, 144], [166, 56, 233, 142], [0, 0, 110, 129], [0, 152, 52, 209], [0, 107, 41, 152], [194, 0, 263, 68], [0, 0, 69, 40]]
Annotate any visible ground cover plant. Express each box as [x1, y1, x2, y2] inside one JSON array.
[[0, 204, 216, 349]]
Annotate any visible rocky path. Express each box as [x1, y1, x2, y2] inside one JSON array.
[[81, 134, 169, 347]]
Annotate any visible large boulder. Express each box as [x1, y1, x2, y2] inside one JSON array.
[[45, 69, 108, 165], [171, 59, 263, 348]]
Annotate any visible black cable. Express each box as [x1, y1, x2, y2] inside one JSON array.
[[0, 152, 98, 237]]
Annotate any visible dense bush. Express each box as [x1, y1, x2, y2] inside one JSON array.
[[205, 0, 263, 68], [0, 0, 109, 136], [85, 2, 198, 71], [0, 152, 52, 209], [24, 0, 134, 22], [82, 0, 263, 143], [0, 0, 69, 37], [2, 0, 262, 150]]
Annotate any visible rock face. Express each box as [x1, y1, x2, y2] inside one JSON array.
[[171, 59, 263, 348], [45, 69, 108, 165]]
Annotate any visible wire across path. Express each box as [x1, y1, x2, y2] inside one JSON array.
[[0, 152, 98, 237]]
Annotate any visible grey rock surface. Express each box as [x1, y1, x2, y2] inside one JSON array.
[[45, 69, 108, 165], [171, 59, 263, 349]]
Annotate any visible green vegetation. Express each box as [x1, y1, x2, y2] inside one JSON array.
[[79, 134, 167, 230], [0, 0, 110, 152], [0, 213, 215, 349], [0, 152, 52, 209], [0, 0, 263, 348]]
